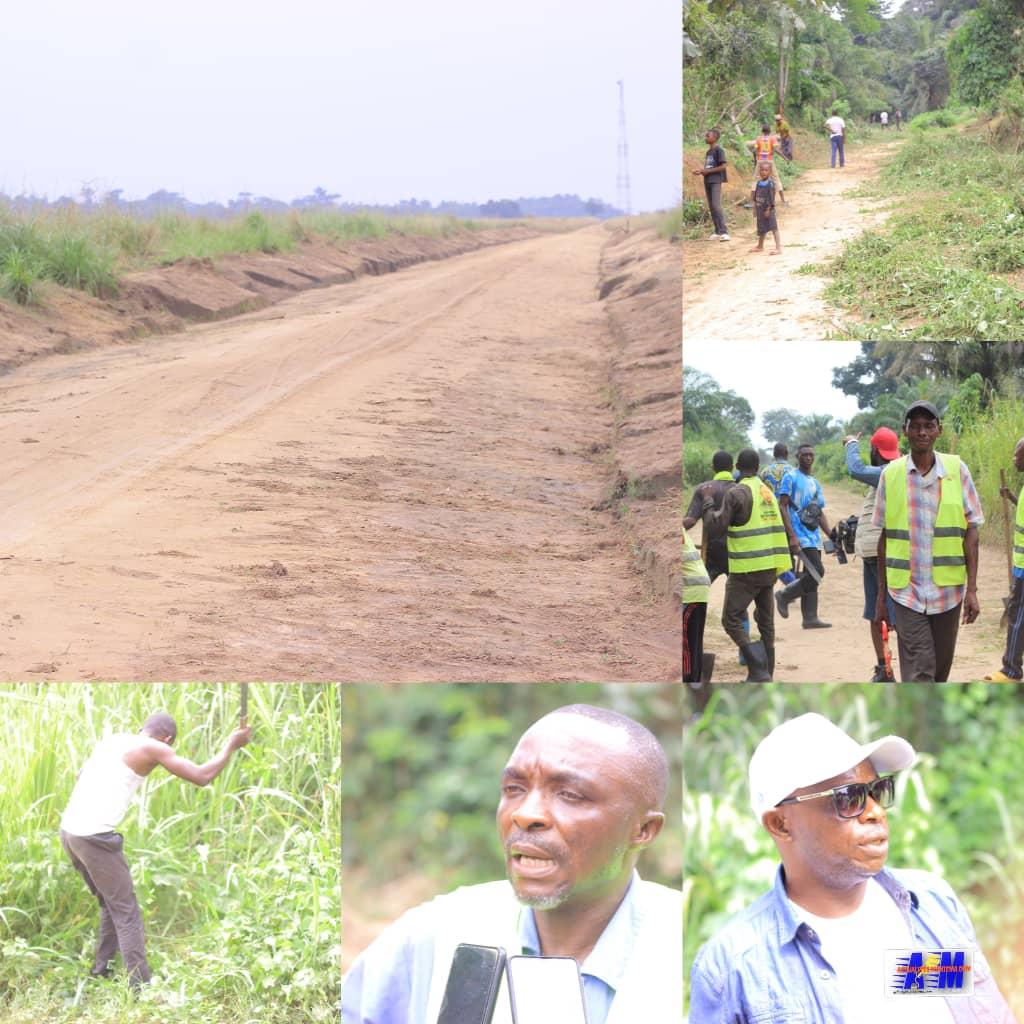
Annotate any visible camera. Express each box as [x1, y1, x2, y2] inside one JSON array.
[[829, 516, 858, 565]]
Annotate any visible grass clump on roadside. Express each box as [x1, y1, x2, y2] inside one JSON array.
[[0, 683, 339, 1024], [0, 202, 524, 307], [814, 123, 1024, 338]]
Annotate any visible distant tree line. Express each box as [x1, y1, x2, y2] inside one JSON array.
[[1, 186, 623, 221]]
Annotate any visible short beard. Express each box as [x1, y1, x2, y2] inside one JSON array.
[[512, 879, 573, 911]]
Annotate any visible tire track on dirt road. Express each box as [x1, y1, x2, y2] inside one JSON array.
[[683, 139, 902, 342], [0, 227, 680, 681]]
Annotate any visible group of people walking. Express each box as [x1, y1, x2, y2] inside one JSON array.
[[683, 400, 1024, 685]]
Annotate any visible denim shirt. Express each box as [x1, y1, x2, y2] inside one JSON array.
[[690, 866, 1017, 1024]]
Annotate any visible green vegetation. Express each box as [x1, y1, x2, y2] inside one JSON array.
[[0, 683, 339, 1024], [815, 125, 1024, 338], [685, 683, 1024, 1016], [0, 203, 515, 308], [342, 683, 681, 896]]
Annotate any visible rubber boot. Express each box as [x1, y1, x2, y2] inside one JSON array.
[[801, 591, 832, 629], [764, 644, 775, 680], [775, 578, 802, 620], [737, 615, 750, 665], [739, 641, 772, 682], [700, 652, 715, 683]]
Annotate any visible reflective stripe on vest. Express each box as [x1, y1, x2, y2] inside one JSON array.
[[882, 453, 967, 588], [1016, 483, 1024, 571], [727, 478, 791, 575], [682, 537, 710, 604]]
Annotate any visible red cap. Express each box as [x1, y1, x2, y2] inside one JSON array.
[[870, 426, 901, 461]]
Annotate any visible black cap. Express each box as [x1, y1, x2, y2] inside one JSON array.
[[904, 400, 940, 425]]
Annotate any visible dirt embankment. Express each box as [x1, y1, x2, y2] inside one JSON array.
[[598, 227, 681, 607], [0, 226, 545, 374]]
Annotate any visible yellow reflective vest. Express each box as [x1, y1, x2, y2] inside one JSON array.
[[1016, 483, 1024, 572], [683, 531, 710, 604], [882, 453, 967, 589], [727, 477, 791, 575]]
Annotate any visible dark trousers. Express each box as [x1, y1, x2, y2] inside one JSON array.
[[794, 547, 825, 595], [722, 568, 776, 648], [61, 830, 152, 986], [683, 602, 707, 683], [704, 180, 728, 235], [830, 135, 845, 168], [891, 602, 961, 682], [1002, 576, 1024, 680]]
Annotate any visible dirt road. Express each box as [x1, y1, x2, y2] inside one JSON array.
[[691, 481, 1012, 683], [683, 139, 902, 341], [0, 228, 679, 682]]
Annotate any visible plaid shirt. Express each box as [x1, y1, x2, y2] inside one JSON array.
[[872, 455, 984, 614]]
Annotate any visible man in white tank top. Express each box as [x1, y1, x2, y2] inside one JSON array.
[[60, 711, 251, 989]]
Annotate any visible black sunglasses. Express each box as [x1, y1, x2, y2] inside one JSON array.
[[774, 775, 896, 819]]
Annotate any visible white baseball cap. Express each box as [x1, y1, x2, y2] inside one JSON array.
[[748, 713, 916, 821]]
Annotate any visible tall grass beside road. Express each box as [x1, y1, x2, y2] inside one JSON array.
[[0, 683, 339, 1024], [0, 202, 526, 307]]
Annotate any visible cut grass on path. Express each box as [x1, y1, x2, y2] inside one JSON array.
[[813, 124, 1024, 339]]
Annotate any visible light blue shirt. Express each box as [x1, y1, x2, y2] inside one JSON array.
[[342, 873, 644, 1024], [844, 438, 883, 488], [778, 469, 826, 549], [690, 865, 1016, 1024]]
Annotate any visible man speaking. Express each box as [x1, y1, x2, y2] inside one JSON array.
[[342, 705, 681, 1023]]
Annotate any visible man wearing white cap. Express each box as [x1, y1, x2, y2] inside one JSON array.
[[690, 713, 1016, 1023]]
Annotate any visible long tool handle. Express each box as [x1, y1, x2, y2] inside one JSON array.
[[1001, 469, 1014, 586], [240, 682, 249, 728]]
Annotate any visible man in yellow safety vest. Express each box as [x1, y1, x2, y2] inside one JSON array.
[[984, 436, 1024, 681], [872, 401, 984, 681], [700, 448, 791, 681]]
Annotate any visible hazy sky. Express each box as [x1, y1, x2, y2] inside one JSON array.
[[685, 341, 862, 448], [4, 0, 679, 211]]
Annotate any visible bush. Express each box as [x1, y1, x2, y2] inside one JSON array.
[[909, 108, 957, 129], [0, 246, 44, 305]]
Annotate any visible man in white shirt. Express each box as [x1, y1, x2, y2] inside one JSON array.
[[880, 110, 889, 128], [825, 110, 847, 168], [60, 712, 251, 988]]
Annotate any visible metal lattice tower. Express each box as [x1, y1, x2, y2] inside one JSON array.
[[616, 79, 632, 216]]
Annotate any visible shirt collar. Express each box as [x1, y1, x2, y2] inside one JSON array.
[[906, 453, 946, 478], [517, 871, 640, 993], [768, 864, 916, 944]]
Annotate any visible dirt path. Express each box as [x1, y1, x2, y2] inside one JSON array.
[[690, 481, 1012, 683], [0, 228, 679, 682], [683, 139, 903, 341]]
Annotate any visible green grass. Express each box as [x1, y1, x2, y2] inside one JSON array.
[[0, 683, 339, 1024], [813, 123, 1024, 338], [0, 203, 522, 307]]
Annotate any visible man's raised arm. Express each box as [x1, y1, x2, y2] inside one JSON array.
[[140, 727, 251, 786]]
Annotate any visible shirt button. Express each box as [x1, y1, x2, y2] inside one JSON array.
[[819, 971, 830, 980]]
